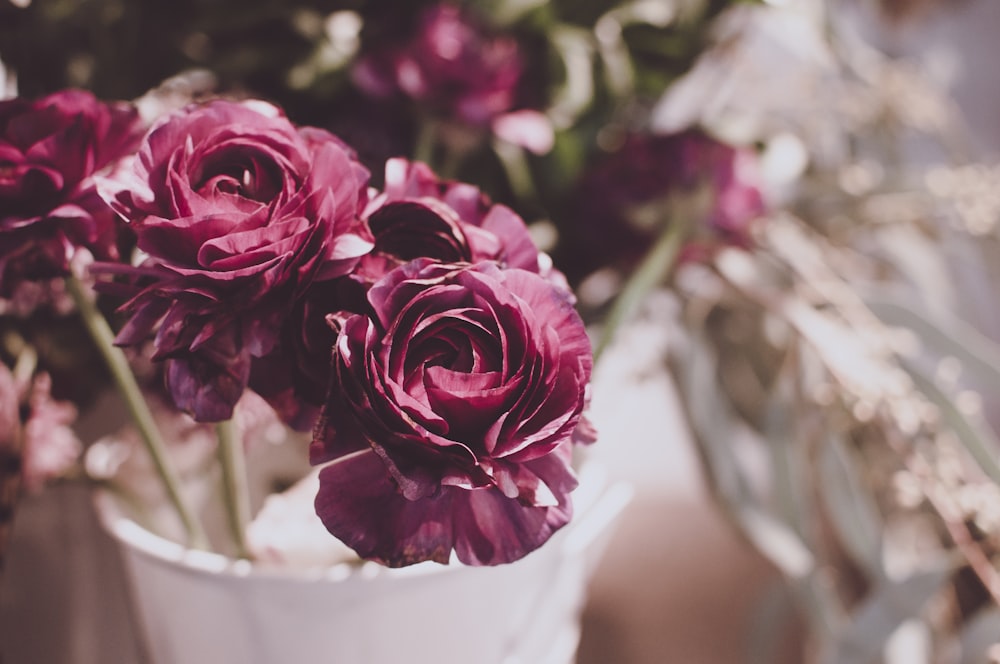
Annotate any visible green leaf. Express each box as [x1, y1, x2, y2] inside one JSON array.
[[673, 330, 752, 508], [866, 297, 1000, 393], [594, 1, 679, 99], [735, 505, 815, 579], [482, 0, 550, 25], [817, 433, 885, 578], [902, 358, 1000, 487], [676, 333, 815, 579], [821, 562, 953, 664], [547, 25, 596, 129], [593, 215, 688, 363], [758, 351, 813, 546], [960, 607, 1000, 664]]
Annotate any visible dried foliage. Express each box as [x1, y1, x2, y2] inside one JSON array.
[[640, 3, 1000, 659]]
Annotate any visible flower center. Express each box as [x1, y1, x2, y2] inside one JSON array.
[[196, 153, 283, 204], [0, 162, 15, 182]]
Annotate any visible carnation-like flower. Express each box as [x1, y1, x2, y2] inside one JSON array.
[[311, 259, 593, 567], [352, 4, 552, 153], [0, 90, 142, 294], [560, 130, 766, 280], [99, 99, 373, 422]]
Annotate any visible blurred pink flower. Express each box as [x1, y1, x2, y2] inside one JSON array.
[[20, 372, 81, 493], [352, 4, 552, 153]]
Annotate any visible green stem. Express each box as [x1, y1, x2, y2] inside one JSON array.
[[11, 342, 37, 387], [216, 418, 251, 559], [593, 218, 690, 364], [66, 275, 208, 549], [413, 120, 438, 167], [492, 139, 538, 204]]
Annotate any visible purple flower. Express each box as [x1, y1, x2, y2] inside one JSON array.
[[354, 5, 520, 125], [99, 99, 373, 422], [358, 158, 546, 281], [352, 4, 553, 152], [311, 259, 593, 567], [0, 90, 142, 294], [561, 130, 766, 280], [252, 158, 566, 431]]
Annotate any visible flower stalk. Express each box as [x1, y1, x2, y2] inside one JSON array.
[[65, 274, 208, 549], [216, 418, 251, 559], [593, 216, 690, 363]]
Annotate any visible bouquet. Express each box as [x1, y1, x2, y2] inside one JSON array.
[[0, 76, 596, 569], [10, 0, 999, 661]]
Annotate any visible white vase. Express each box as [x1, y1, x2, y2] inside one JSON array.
[[96, 464, 631, 664]]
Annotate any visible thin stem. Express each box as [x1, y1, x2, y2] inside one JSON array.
[[492, 139, 538, 204], [413, 120, 438, 167], [66, 275, 208, 549], [11, 342, 37, 387], [216, 418, 251, 559], [593, 217, 690, 363]]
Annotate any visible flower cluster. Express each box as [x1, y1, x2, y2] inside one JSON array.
[[0, 92, 594, 567], [0, 90, 142, 293]]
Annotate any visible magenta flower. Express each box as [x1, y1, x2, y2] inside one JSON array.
[[0, 90, 142, 294], [352, 4, 552, 153], [358, 158, 546, 281], [311, 259, 593, 566], [99, 99, 373, 422], [252, 158, 564, 431], [354, 4, 520, 125], [562, 130, 766, 279]]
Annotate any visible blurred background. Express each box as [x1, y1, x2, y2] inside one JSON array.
[[4, 0, 1000, 662]]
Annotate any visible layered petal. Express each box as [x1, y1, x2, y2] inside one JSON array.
[[0, 89, 143, 293], [96, 99, 372, 423], [312, 260, 593, 566]]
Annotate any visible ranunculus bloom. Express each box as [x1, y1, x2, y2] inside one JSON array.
[[559, 130, 766, 281], [99, 99, 373, 422], [354, 5, 520, 125], [352, 4, 552, 152], [0, 90, 142, 294], [358, 158, 546, 281], [312, 259, 593, 567], [248, 276, 368, 431], [255, 158, 570, 431]]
